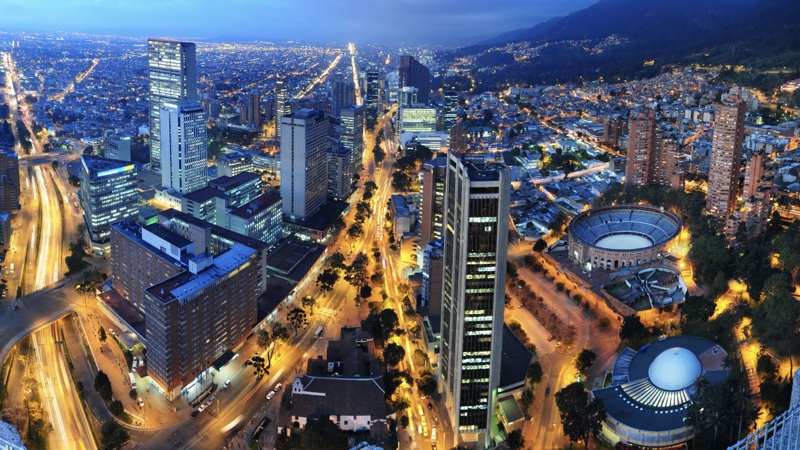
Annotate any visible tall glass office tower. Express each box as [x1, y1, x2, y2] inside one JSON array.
[[340, 105, 364, 178], [148, 39, 197, 169], [440, 152, 510, 448]]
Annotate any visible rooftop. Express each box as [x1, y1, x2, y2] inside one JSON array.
[[81, 154, 135, 178], [228, 193, 281, 219], [500, 324, 533, 391], [157, 209, 269, 252], [291, 375, 387, 422], [143, 223, 192, 249], [146, 243, 255, 304], [209, 171, 260, 191], [183, 186, 226, 204]]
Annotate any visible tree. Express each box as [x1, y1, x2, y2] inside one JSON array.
[[753, 273, 799, 349], [287, 307, 308, 334], [400, 415, 409, 429], [520, 388, 534, 409], [527, 361, 543, 385], [94, 370, 111, 392], [0, 405, 26, 432], [256, 329, 272, 352], [100, 420, 129, 450], [83, 145, 94, 155], [301, 296, 317, 315], [505, 429, 525, 450], [326, 252, 346, 271], [109, 400, 124, 416], [98, 326, 107, 343], [379, 308, 400, 340], [575, 349, 597, 374], [533, 238, 547, 252], [619, 315, 648, 343], [316, 269, 339, 293], [417, 372, 437, 396], [555, 382, 606, 449], [360, 285, 373, 299], [413, 349, 428, 367], [383, 343, 405, 366], [712, 271, 728, 298]]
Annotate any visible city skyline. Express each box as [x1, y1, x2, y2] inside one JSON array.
[[0, 0, 597, 45]]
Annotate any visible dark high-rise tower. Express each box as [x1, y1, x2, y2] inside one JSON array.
[[399, 55, 430, 104], [330, 79, 355, 119], [440, 153, 510, 448], [442, 91, 459, 131], [340, 105, 364, 177], [365, 70, 380, 121], [147, 39, 197, 169]]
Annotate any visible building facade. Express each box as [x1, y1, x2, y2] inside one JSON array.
[[340, 105, 364, 178], [280, 109, 329, 220], [399, 56, 430, 104], [240, 90, 261, 129], [160, 101, 207, 195], [399, 105, 437, 134], [217, 152, 255, 178], [440, 153, 510, 448], [209, 172, 262, 208], [327, 144, 352, 200], [420, 157, 448, 246], [275, 79, 292, 139], [626, 109, 656, 187], [442, 91, 458, 131], [706, 95, 746, 220], [147, 39, 197, 169], [330, 79, 355, 119], [365, 70, 380, 121], [104, 133, 132, 161], [79, 156, 138, 254], [0, 146, 19, 213], [227, 193, 283, 248]]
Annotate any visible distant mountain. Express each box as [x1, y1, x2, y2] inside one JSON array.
[[450, 0, 800, 89]]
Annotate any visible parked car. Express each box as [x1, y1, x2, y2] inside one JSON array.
[[137, 356, 144, 366], [190, 410, 199, 418], [137, 398, 144, 407], [206, 396, 215, 406], [109, 328, 116, 336], [274, 383, 282, 392], [545, 386, 551, 397], [223, 380, 231, 389], [266, 391, 275, 401], [132, 358, 138, 369]]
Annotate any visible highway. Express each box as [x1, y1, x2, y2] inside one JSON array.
[[30, 322, 96, 450]]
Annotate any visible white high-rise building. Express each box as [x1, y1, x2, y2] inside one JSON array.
[[160, 101, 207, 195], [275, 79, 292, 139], [148, 39, 197, 169], [440, 152, 510, 448], [280, 109, 329, 220]]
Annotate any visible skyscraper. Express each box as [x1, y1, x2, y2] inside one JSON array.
[[450, 123, 468, 152], [706, 95, 746, 220], [330, 79, 355, 119], [160, 101, 207, 195], [650, 132, 681, 189], [626, 109, 656, 187], [420, 157, 448, 245], [275, 79, 292, 139], [0, 145, 19, 213], [79, 155, 138, 254], [280, 109, 329, 220], [340, 105, 364, 177], [442, 91, 459, 131], [240, 90, 261, 129], [365, 69, 380, 121], [440, 153, 510, 448], [399, 55, 430, 104], [148, 39, 197, 169], [327, 143, 352, 200], [726, 150, 776, 240]]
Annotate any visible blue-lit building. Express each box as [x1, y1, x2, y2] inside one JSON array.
[[79, 155, 139, 254]]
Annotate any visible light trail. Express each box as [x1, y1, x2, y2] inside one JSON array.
[[31, 331, 69, 448], [33, 166, 58, 290], [348, 43, 362, 106], [296, 52, 343, 98]]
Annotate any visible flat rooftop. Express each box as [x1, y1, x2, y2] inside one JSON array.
[[183, 186, 225, 204], [209, 171, 260, 191], [266, 235, 326, 283], [229, 193, 281, 219], [146, 243, 255, 304]]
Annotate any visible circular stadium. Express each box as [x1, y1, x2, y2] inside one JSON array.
[[592, 336, 731, 448], [567, 205, 682, 270]]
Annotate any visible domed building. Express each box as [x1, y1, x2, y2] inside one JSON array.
[[592, 336, 730, 448]]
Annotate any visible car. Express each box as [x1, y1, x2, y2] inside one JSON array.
[[431, 444, 437, 450], [427, 402, 433, 410], [137, 398, 144, 407], [206, 396, 215, 406], [109, 328, 115, 336], [431, 428, 437, 440], [423, 426, 428, 437], [545, 386, 551, 397], [421, 416, 427, 427], [197, 404, 206, 412], [190, 410, 199, 418], [132, 358, 138, 369], [223, 380, 231, 389], [274, 383, 282, 392], [137, 356, 144, 366], [266, 391, 275, 401]]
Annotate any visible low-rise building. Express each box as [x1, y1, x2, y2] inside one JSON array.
[[228, 193, 283, 248]]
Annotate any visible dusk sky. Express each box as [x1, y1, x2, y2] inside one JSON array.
[[0, 0, 597, 46]]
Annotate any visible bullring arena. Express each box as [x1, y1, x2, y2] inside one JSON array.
[[567, 205, 682, 271]]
